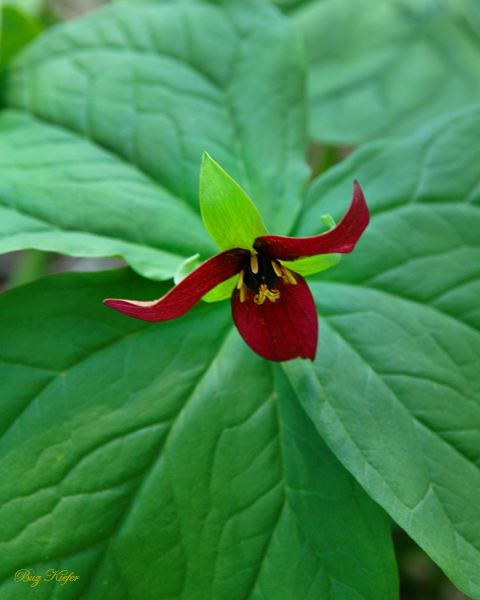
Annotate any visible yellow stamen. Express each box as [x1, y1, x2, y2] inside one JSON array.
[[236, 269, 244, 289], [281, 266, 297, 285], [254, 284, 280, 305], [250, 254, 259, 274], [265, 289, 280, 301], [239, 283, 246, 303], [271, 260, 283, 277]]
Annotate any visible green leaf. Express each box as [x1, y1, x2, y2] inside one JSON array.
[[200, 152, 269, 252], [0, 5, 42, 68], [284, 284, 480, 598], [292, 0, 480, 143], [298, 104, 480, 334], [285, 104, 480, 597], [1, 0, 309, 239], [0, 110, 213, 281], [0, 269, 398, 599]]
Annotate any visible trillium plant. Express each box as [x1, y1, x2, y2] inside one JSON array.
[[1, 0, 480, 599], [104, 154, 369, 362]]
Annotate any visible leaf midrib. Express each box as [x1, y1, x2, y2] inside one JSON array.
[[320, 310, 480, 482], [0, 319, 236, 591], [5, 3, 297, 235]]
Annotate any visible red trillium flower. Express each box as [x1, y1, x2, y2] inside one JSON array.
[[104, 154, 369, 362]]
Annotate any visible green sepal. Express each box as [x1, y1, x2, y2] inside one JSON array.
[[201, 275, 237, 303], [281, 253, 341, 277], [200, 153, 269, 252], [173, 253, 200, 285], [320, 214, 336, 229]]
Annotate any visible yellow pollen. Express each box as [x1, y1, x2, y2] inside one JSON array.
[[236, 269, 244, 289], [250, 254, 259, 274], [254, 284, 280, 305], [271, 260, 283, 277], [281, 266, 297, 285]]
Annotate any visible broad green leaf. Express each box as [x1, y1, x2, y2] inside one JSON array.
[[285, 104, 480, 597], [0, 110, 214, 280], [284, 284, 480, 598], [1, 0, 309, 237], [200, 153, 269, 252], [292, 0, 480, 143], [0, 269, 398, 599], [0, 5, 42, 68], [297, 104, 480, 334]]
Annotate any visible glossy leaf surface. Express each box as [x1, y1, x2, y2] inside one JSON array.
[[0, 0, 479, 597], [0, 110, 212, 280], [292, 0, 480, 143], [1, 0, 309, 269], [284, 104, 480, 598], [0, 269, 398, 599]]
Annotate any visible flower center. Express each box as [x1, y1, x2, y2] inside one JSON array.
[[236, 253, 297, 304], [254, 284, 280, 305], [244, 253, 279, 294]]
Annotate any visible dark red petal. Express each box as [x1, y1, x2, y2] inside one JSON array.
[[104, 249, 248, 322], [253, 181, 369, 260], [231, 273, 318, 362]]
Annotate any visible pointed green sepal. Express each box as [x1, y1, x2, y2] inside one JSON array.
[[173, 253, 200, 284], [201, 275, 237, 303], [200, 153, 269, 252], [281, 253, 341, 277]]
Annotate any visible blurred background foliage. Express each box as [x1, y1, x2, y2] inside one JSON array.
[[0, 0, 477, 597]]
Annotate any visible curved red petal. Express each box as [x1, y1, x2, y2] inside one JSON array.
[[231, 273, 318, 362], [104, 249, 248, 322], [253, 181, 369, 260]]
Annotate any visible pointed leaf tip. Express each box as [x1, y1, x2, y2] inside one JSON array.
[[253, 181, 369, 261]]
